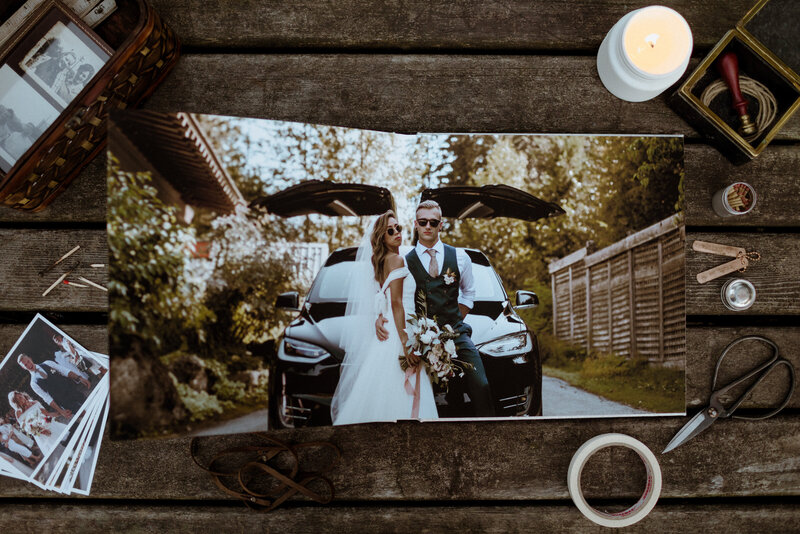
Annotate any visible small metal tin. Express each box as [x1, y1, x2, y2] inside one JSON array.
[[721, 278, 756, 311], [712, 182, 757, 217]]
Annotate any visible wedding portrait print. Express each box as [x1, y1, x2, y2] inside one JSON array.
[[18, 5, 110, 109], [69, 397, 108, 495], [0, 64, 60, 173], [0, 315, 107, 478], [108, 111, 686, 439]]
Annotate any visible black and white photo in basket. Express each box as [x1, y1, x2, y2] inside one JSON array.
[[19, 18, 108, 108], [0, 64, 59, 172], [0, 314, 108, 479]]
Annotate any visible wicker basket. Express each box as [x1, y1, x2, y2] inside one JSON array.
[[0, 0, 180, 211]]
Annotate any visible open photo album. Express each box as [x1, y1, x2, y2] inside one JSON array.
[[107, 111, 686, 439]]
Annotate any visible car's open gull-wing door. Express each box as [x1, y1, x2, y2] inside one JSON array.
[[420, 184, 564, 221], [250, 180, 395, 217]]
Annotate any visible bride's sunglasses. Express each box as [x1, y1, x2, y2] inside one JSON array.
[[386, 224, 403, 236]]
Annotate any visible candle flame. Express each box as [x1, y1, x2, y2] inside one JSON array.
[[645, 33, 659, 48]]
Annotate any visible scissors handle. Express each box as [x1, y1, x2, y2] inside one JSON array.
[[711, 335, 795, 419], [730, 359, 796, 420]]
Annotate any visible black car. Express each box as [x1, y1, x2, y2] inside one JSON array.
[[254, 180, 564, 427], [270, 245, 542, 428]]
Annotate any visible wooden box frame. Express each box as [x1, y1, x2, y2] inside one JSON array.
[[670, 0, 800, 164]]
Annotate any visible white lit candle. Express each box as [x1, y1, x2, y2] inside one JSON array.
[[597, 6, 693, 102]]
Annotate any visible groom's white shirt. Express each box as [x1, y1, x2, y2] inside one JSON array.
[[414, 239, 475, 310]]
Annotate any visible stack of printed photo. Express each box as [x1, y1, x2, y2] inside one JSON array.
[[0, 314, 108, 494]]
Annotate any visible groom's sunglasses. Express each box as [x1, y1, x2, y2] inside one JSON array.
[[386, 224, 403, 236], [416, 218, 441, 228]]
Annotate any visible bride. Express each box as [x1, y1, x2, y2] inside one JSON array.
[[8, 391, 68, 456], [331, 210, 438, 425]]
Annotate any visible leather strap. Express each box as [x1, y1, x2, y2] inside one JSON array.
[[190, 434, 340, 511]]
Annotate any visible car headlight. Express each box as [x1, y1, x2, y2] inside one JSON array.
[[280, 338, 331, 364], [478, 332, 532, 357]]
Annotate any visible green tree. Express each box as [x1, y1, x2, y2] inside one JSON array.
[[108, 156, 212, 354]]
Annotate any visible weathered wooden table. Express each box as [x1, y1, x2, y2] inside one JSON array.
[[1, 1, 798, 531]]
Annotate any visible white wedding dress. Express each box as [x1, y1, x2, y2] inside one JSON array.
[[17, 403, 67, 456], [332, 262, 438, 425]]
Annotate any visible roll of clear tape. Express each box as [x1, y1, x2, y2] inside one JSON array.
[[567, 433, 662, 528]]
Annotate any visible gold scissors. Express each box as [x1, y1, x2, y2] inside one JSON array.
[[663, 335, 795, 454]]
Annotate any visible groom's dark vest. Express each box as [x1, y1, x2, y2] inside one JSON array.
[[405, 244, 461, 328]]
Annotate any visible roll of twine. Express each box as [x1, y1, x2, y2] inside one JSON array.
[[700, 75, 778, 142]]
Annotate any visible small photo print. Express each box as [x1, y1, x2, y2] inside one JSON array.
[[0, 314, 108, 477], [0, 64, 60, 172], [66, 398, 108, 495], [19, 20, 109, 109]]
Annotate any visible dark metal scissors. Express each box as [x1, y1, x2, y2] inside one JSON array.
[[663, 335, 796, 454]]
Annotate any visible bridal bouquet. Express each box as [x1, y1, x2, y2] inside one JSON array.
[[21, 409, 52, 437], [399, 292, 473, 386]]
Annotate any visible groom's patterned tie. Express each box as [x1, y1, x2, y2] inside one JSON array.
[[426, 248, 439, 277]]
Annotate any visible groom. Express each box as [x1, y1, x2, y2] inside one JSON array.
[[376, 200, 496, 417]]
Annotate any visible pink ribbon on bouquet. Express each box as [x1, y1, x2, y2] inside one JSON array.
[[404, 366, 421, 418]]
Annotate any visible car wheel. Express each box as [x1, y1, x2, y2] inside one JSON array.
[[268, 368, 311, 429], [529, 361, 543, 416]]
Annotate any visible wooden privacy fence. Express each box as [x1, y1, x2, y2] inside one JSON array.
[[548, 215, 686, 366]]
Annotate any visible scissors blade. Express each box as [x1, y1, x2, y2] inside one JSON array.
[[663, 409, 717, 454]]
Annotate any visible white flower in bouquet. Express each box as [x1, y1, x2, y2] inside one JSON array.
[[419, 331, 434, 345], [399, 292, 473, 386], [22, 408, 50, 436], [405, 323, 421, 337]]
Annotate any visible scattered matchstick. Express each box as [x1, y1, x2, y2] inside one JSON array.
[[42, 261, 81, 297], [43, 273, 68, 297], [39, 245, 81, 277], [90, 264, 105, 268], [77, 276, 107, 292], [63, 280, 89, 288]]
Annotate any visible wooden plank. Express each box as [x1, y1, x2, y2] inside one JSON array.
[[143, 55, 800, 140], [0, 324, 108, 354], [628, 249, 637, 357], [0, 157, 106, 223], [585, 265, 592, 353], [568, 266, 573, 341], [0, 231, 108, 312], [685, 233, 800, 315], [0, 325, 797, 498], [548, 247, 586, 274], [686, 327, 800, 410], [0, 107, 797, 227], [0, 417, 794, 500], [684, 145, 800, 228], [657, 240, 665, 362], [585, 218, 682, 268], [148, 0, 754, 51], [0, 501, 798, 532]]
